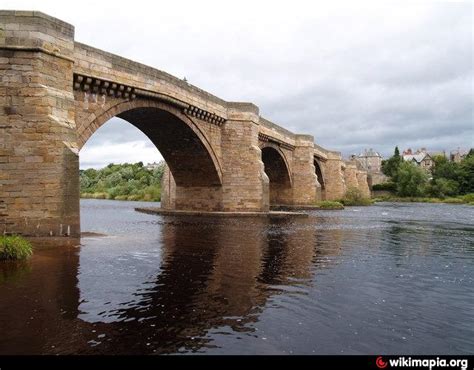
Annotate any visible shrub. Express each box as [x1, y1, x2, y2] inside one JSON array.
[[316, 201, 344, 210], [341, 187, 373, 206], [0, 236, 33, 260], [372, 182, 396, 191]]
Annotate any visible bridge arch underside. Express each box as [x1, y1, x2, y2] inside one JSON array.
[[314, 159, 325, 200], [261, 146, 292, 205], [79, 102, 224, 211]]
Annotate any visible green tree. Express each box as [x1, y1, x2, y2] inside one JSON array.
[[459, 155, 474, 194], [426, 178, 459, 198], [394, 161, 428, 197], [382, 146, 402, 178], [432, 155, 460, 181], [80, 162, 163, 202]]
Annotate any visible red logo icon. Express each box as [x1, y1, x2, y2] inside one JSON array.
[[376, 356, 388, 369]]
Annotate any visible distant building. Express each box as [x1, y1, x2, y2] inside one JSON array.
[[350, 148, 383, 173], [402, 148, 434, 171], [349, 148, 388, 186], [450, 148, 469, 163], [145, 162, 161, 171]]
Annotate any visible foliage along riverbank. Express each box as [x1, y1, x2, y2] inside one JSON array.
[[373, 194, 474, 205], [371, 147, 474, 205], [80, 162, 165, 202], [379, 147, 474, 197]]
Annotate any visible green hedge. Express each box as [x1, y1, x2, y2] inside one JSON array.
[[372, 182, 396, 191], [316, 201, 344, 210]]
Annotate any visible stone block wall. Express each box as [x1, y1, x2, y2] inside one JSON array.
[[356, 170, 371, 198], [343, 163, 359, 191], [0, 11, 80, 237], [161, 167, 223, 211], [221, 104, 269, 212], [291, 135, 317, 204], [160, 166, 176, 210], [323, 154, 346, 201]]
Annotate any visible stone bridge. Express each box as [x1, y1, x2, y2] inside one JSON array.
[[0, 11, 370, 238]]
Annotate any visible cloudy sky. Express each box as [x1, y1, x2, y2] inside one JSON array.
[[4, 0, 473, 168]]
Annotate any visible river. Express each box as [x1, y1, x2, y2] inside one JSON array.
[[0, 199, 473, 354]]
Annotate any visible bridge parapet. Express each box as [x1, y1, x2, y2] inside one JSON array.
[[73, 42, 229, 120]]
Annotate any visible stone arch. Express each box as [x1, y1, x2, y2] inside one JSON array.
[[77, 99, 223, 187], [260, 145, 292, 205]]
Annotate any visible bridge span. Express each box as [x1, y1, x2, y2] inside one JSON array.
[[0, 11, 369, 238]]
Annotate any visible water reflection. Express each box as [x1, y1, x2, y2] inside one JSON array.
[[0, 200, 473, 355], [75, 217, 326, 354]]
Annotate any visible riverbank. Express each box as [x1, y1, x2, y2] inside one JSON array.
[[81, 192, 160, 202], [372, 194, 474, 205]]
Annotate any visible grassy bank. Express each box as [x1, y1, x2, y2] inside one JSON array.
[[81, 186, 160, 202], [373, 193, 474, 205]]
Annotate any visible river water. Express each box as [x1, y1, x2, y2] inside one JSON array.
[[0, 199, 473, 355]]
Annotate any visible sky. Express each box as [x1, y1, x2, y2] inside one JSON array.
[[3, 0, 473, 168]]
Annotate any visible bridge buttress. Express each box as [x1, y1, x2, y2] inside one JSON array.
[[323, 155, 347, 201], [291, 135, 318, 205], [0, 11, 80, 237]]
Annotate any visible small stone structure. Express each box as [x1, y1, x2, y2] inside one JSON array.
[[0, 11, 370, 238]]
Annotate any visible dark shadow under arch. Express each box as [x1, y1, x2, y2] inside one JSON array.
[[314, 158, 325, 200], [79, 101, 222, 188], [261, 146, 292, 205], [314, 159, 325, 190]]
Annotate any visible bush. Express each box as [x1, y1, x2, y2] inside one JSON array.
[[0, 236, 33, 260], [316, 201, 344, 210], [341, 187, 373, 206], [372, 182, 397, 191]]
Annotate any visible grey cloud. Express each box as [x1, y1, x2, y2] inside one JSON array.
[[82, 118, 156, 148]]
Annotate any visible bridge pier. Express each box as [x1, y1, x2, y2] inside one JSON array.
[[221, 103, 269, 212], [0, 12, 80, 237], [290, 135, 318, 205], [322, 155, 347, 201], [162, 104, 270, 212]]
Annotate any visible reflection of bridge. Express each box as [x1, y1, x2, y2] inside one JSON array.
[[0, 216, 345, 354], [0, 11, 369, 237]]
